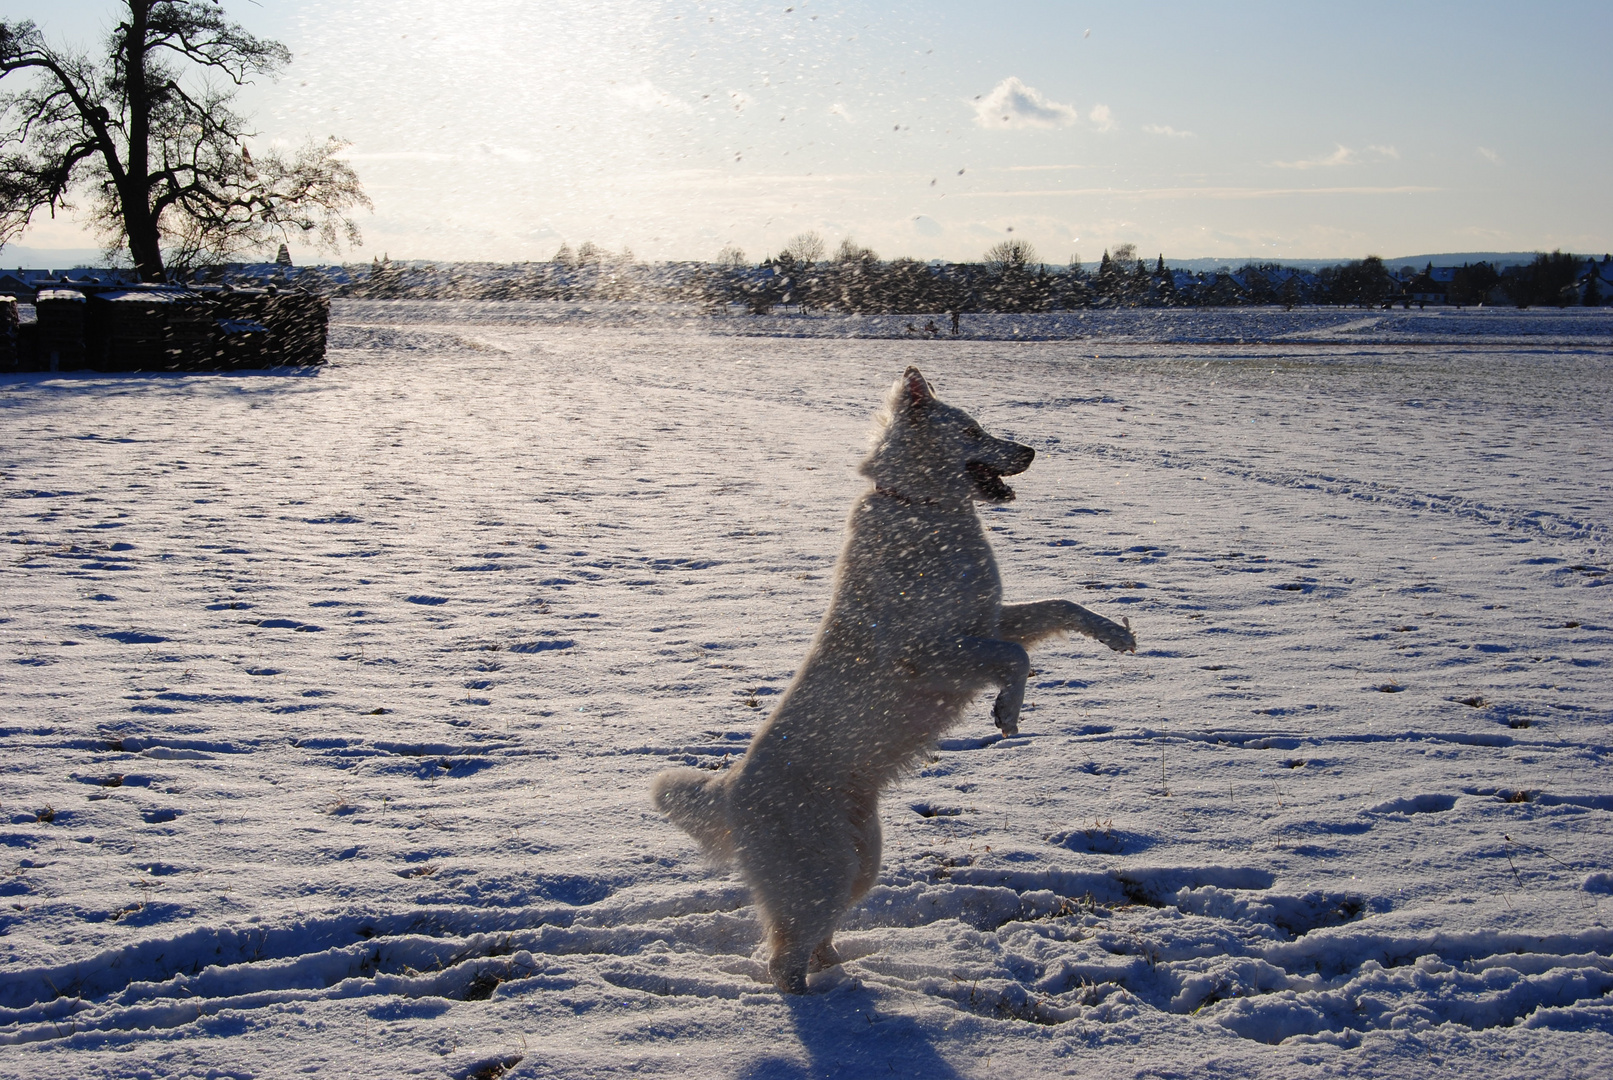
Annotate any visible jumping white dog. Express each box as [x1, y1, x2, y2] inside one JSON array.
[[653, 367, 1137, 993]]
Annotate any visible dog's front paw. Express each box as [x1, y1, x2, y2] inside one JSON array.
[[992, 691, 1020, 737], [1096, 615, 1137, 653]]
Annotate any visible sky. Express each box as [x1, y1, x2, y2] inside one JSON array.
[[4, 0, 1612, 266]]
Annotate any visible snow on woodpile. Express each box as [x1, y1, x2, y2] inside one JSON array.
[[1, 305, 1609, 1077], [11, 285, 328, 373]]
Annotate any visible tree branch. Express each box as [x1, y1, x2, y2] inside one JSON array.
[[1, 5, 365, 274]]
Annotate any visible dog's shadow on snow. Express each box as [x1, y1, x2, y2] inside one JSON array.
[[736, 981, 965, 1080]]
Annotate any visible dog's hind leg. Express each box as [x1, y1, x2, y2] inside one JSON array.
[[767, 922, 813, 994], [804, 790, 881, 976], [753, 828, 865, 993], [849, 789, 882, 903], [810, 938, 843, 973], [765, 903, 846, 993]]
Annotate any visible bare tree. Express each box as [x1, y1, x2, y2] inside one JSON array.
[[835, 237, 875, 263], [781, 230, 825, 266], [983, 238, 1036, 274], [1111, 242, 1137, 265], [715, 243, 747, 268], [0, 3, 368, 281]]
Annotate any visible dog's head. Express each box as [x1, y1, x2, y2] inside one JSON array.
[[863, 367, 1035, 504]]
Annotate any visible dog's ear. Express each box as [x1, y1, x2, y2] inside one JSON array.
[[902, 367, 934, 412]]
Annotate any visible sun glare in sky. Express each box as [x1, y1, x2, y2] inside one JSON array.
[[4, 0, 1610, 264]]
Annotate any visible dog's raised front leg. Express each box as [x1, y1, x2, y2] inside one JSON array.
[[999, 599, 1137, 654], [903, 636, 1031, 736], [990, 679, 1026, 736]]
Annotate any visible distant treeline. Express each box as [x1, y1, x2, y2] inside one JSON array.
[[327, 236, 1612, 312]]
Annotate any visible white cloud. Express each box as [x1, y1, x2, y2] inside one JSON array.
[[972, 77, 1079, 129], [609, 81, 691, 113], [1478, 146, 1503, 165], [1088, 104, 1116, 132], [1273, 144, 1399, 170], [1273, 144, 1357, 170], [1142, 123, 1193, 138]]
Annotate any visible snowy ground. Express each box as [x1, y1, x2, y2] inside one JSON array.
[[2, 304, 1611, 1079]]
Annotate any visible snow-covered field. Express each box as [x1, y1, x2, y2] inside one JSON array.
[[3, 303, 1611, 1079]]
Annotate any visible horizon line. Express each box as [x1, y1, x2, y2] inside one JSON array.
[[1, 247, 1599, 272]]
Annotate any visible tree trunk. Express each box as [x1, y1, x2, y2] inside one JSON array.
[[122, 1, 164, 282], [123, 195, 164, 282]]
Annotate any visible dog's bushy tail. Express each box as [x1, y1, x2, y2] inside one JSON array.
[[651, 767, 734, 862]]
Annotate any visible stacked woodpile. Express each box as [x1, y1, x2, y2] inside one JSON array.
[[33, 289, 88, 371], [83, 287, 217, 371], [0, 297, 18, 370], [3, 285, 328, 373], [209, 288, 329, 366]]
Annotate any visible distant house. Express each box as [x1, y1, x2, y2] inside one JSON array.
[[1575, 255, 1613, 305], [1195, 272, 1248, 306], [1406, 263, 1448, 305], [187, 262, 353, 294], [0, 273, 33, 300]]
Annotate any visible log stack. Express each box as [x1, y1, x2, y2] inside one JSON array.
[[207, 287, 329, 368], [0, 296, 16, 372], [5, 284, 328, 373], [84, 287, 217, 371], [35, 289, 88, 371]]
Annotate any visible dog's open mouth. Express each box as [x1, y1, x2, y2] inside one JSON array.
[[967, 461, 1015, 502]]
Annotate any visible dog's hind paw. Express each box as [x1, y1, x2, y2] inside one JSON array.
[[771, 962, 810, 995], [809, 940, 843, 972]]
